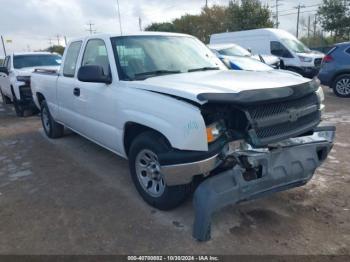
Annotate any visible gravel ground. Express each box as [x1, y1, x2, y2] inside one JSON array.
[[0, 87, 349, 255]]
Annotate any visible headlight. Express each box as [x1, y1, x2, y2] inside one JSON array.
[[298, 56, 312, 63], [16, 75, 30, 83], [206, 121, 225, 143]]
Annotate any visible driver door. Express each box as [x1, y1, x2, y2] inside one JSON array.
[[74, 38, 119, 151]]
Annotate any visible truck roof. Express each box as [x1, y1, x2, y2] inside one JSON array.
[[211, 28, 295, 39], [68, 31, 193, 42]]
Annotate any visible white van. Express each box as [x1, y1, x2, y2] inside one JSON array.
[[210, 28, 324, 78]]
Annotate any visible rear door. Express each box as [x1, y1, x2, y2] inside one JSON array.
[[0, 56, 12, 99], [56, 41, 83, 130]]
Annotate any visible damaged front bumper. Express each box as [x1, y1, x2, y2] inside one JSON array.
[[160, 126, 335, 186], [191, 125, 335, 241]]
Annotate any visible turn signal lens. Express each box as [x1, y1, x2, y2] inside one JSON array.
[[206, 127, 215, 143], [206, 121, 225, 143]]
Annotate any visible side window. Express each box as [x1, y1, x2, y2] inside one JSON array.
[[81, 39, 110, 76], [346, 47, 350, 55], [63, 41, 82, 77], [270, 41, 292, 58]]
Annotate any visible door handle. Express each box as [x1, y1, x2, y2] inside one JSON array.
[[73, 88, 80, 97]]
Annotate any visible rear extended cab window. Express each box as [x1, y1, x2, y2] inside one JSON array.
[[63, 41, 82, 77]]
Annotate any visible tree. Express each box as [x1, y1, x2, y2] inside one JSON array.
[[225, 0, 274, 32], [46, 45, 65, 55], [145, 22, 177, 32], [317, 0, 350, 40], [145, 0, 273, 43]]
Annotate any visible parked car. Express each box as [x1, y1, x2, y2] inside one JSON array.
[[31, 33, 334, 240], [318, 42, 350, 97], [208, 43, 280, 69], [0, 52, 61, 116], [210, 28, 324, 78]]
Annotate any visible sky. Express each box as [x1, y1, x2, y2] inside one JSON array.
[[0, 0, 323, 57]]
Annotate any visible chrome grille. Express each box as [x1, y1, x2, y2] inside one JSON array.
[[244, 92, 321, 146]]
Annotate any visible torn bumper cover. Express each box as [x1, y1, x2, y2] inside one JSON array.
[[192, 126, 335, 241]]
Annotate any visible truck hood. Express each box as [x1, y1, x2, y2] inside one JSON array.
[[15, 66, 60, 76], [134, 70, 314, 104]]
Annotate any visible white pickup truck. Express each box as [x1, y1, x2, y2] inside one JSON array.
[[0, 52, 61, 116], [31, 33, 334, 235]]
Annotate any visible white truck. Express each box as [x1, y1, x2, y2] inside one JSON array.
[[31, 32, 334, 240], [210, 28, 324, 78], [0, 52, 61, 116]]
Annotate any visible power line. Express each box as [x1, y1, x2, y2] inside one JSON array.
[[278, 9, 318, 17]]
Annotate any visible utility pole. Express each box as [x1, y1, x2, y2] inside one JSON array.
[[205, 0, 208, 8], [56, 34, 60, 46], [307, 15, 311, 46], [48, 38, 53, 47], [64, 36, 68, 46], [271, 0, 282, 28], [86, 22, 95, 35], [138, 17, 142, 31], [1, 35, 6, 56], [116, 0, 123, 35], [294, 4, 305, 38], [313, 15, 317, 37]]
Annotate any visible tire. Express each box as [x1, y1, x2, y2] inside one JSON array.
[[0, 89, 11, 104], [13, 95, 25, 117], [332, 74, 350, 98], [40, 100, 64, 138], [128, 131, 192, 210]]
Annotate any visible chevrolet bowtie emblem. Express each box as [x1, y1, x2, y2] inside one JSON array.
[[287, 108, 299, 122]]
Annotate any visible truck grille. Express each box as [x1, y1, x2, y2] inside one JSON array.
[[244, 92, 321, 147], [314, 58, 322, 67], [19, 85, 33, 102]]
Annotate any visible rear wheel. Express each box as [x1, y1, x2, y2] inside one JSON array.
[[41, 100, 64, 138], [332, 74, 350, 98], [129, 131, 192, 210]]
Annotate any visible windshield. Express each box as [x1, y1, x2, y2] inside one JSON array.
[[13, 54, 62, 69], [111, 36, 221, 80], [218, 45, 251, 57], [281, 38, 311, 53]]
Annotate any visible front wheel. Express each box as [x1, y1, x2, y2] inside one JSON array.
[[332, 74, 350, 98], [41, 100, 64, 138], [129, 131, 192, 210]]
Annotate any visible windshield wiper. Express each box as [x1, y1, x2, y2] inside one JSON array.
[[188, 66, 220, 72], [134, 70, 181, 80]]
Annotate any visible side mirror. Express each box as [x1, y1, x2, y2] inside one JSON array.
[[0, 66, 9, 75], [77, 65, 111, 84]]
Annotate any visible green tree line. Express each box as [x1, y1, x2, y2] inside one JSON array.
[[145, 0, 273, 43]]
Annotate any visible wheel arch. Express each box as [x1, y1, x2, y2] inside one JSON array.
[[331, 71, 350, 88], [36, 92, 46, 106], [123, 122, 171, 157]]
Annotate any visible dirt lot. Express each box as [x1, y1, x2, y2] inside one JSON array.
[[0, 87, 349, 255]]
